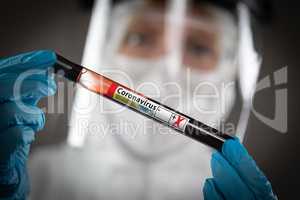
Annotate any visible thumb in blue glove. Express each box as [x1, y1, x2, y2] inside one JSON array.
[[0, 51, 57, 199], [203, 138, 277, 200]]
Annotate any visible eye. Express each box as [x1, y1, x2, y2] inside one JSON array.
[[186, 41, 213, 57], [183, 37, 218, 70], [124, 31, 152, 48]]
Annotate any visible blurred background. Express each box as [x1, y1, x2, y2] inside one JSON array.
[[0, 0, 299, 199]]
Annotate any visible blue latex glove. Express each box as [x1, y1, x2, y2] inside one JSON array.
[[0, 51, 57, 199], [203, 138, 277, 200]]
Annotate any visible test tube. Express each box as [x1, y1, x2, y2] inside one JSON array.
[[54, 53, 233, 150]]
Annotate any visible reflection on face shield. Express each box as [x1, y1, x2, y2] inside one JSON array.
[[103, 0, 238, 79], [117, 3, 221, 71]]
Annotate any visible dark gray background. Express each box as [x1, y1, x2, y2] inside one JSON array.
[[0, 0, 299, 199]]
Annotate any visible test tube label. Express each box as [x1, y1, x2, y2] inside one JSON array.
[[111, 85, 189, 132], [154, 107, 172, 123]]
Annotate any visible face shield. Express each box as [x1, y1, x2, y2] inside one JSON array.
[[67, 0, 261, 154]]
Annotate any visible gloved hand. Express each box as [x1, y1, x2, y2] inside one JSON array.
[[203, 138, 277, 200], [0, 51, 57, 199]]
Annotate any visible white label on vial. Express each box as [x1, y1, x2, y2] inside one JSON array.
[[112, 86, 189, 131]]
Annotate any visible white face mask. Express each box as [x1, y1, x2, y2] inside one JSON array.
[[98, 50, 236, 159]]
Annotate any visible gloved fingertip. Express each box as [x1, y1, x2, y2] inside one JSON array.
[[48, 78, 57, 96], [203, 178, 214, 193], [211, 152, 227, 175], [23, 75, 57, 103], [32, 111, 46, 132], [41, 111, 46, 129], [211, 151, 224, 164], [36, 76, 57, 98], [203, 179, 224, 200], [2, 102, 46, 132], [21, 50, 57, 69], [221, 138, 248, 163], [21, 126, 35, 145]]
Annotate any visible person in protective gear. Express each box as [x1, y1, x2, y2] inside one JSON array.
[[0, 0, 277, 200]]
